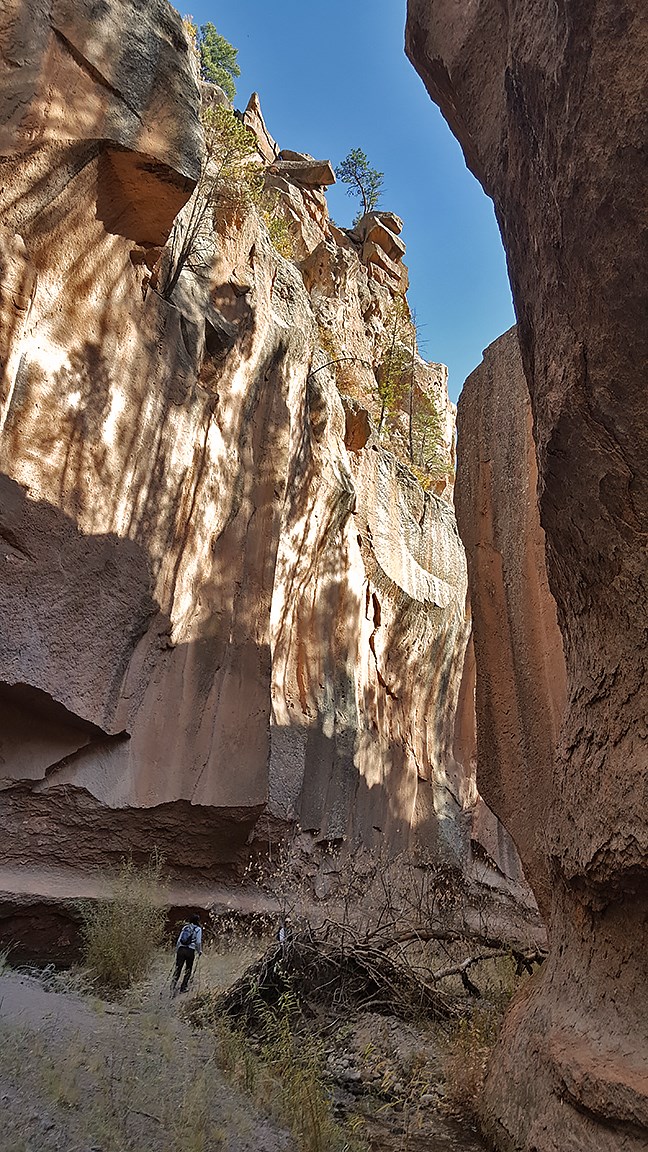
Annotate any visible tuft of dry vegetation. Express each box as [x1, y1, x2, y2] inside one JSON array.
[[188, 986, 364, 1152], [78, 853, 167, 992], [259, 191, 295, 259]]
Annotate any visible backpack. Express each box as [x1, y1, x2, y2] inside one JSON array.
[[179, 924, 196, 948]]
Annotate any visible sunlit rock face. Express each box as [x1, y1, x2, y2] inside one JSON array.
[[0, 0, 474, 905], [456, 328, 567, 919], [407, 1, 648, 1148], [270, 412, 470, 854]]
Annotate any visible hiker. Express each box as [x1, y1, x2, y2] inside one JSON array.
[[277, 917, 292, 949], [172, 913, 202, 994]]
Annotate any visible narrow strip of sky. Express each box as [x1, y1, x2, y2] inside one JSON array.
[[186, 1, 515, 401]]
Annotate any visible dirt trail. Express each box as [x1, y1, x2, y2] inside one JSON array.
[[0, 969, 293, 1152], [0, 965, 488, 1152]]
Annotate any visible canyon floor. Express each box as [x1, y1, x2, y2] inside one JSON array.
[[0, 937, 494, 1152]]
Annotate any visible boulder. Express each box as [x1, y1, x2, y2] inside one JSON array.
[[268, 156, 336, 188], [201, 81, 230, 111], [353, 212, 406, 262]]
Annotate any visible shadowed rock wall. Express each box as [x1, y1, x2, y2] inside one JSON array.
[[407, 2, 647, 1148], [456, 328, 566, 918], [0, 0, 477, 915]]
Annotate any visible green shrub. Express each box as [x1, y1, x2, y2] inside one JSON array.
[[259, 193, 295, 259], [163, 105, 260, 298], [79, 853, 167, 991]]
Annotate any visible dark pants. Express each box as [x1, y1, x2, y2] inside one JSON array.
[[172, 945, 196, 992]]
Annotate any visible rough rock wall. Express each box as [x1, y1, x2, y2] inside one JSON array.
[[407, 2, 647, 1149], [0, 0, 472, 911], [456, 328, 566, 916], [270, 424, 469, 854]]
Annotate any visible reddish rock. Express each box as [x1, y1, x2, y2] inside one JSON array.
[[243, 92, 279, 163], [0, 0, 477, 927], [455, 328, 566, 917], [342, 398, 372, 452], [407, 1, 648, 1147]]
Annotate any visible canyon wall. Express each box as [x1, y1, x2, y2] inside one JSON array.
[[407, 2, 647, 1149], [0, 0, 477, 928], [456, 328, 566, 918]]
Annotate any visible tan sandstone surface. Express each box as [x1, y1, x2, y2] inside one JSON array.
[[0, 0, 505, 948], [407, 2, 647, 1149]]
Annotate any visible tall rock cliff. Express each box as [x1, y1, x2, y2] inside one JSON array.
[[0, 0, 477, 920], [407, 2, 647, 1149], [456, 328, 567, 919]]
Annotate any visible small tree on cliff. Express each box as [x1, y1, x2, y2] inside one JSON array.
[[411, 391, 446, 479], [337, 148, 384, 222], [198, 21, 240, 100], [375, 294, 413, 431], [162, 106, 260, 299], [375, 297, 448, 483]]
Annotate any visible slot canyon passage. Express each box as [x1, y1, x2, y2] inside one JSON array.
[[0, 2, 646, 1151]]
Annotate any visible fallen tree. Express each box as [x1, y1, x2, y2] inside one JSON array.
[[198, 921, 547, 1026]]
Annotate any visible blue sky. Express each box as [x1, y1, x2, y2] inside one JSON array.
[[185, 1, 515, 401]]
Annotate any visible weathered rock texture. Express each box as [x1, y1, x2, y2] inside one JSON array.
[[456, 328, 567, 917], [407, 2, 648, 1148], [0, 0, 476, 922]]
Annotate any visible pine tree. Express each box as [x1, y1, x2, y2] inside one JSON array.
[[337, 148, 384, 220], [198, 22, 240, 101]]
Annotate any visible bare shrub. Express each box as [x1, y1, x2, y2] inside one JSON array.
[[79, 853, 167, 991]]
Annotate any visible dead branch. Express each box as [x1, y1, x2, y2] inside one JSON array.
[[430, 945, 547, 998], [197, 922, 548, 1030], [432, 950, 509, 982]]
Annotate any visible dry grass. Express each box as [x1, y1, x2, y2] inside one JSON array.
[[189, 984, 365, 1152], [442, 953, 521, 1124], [442, 1007, 500, 1123], [0, 1009, 261, 1152], [78, 853, 167, 992]]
